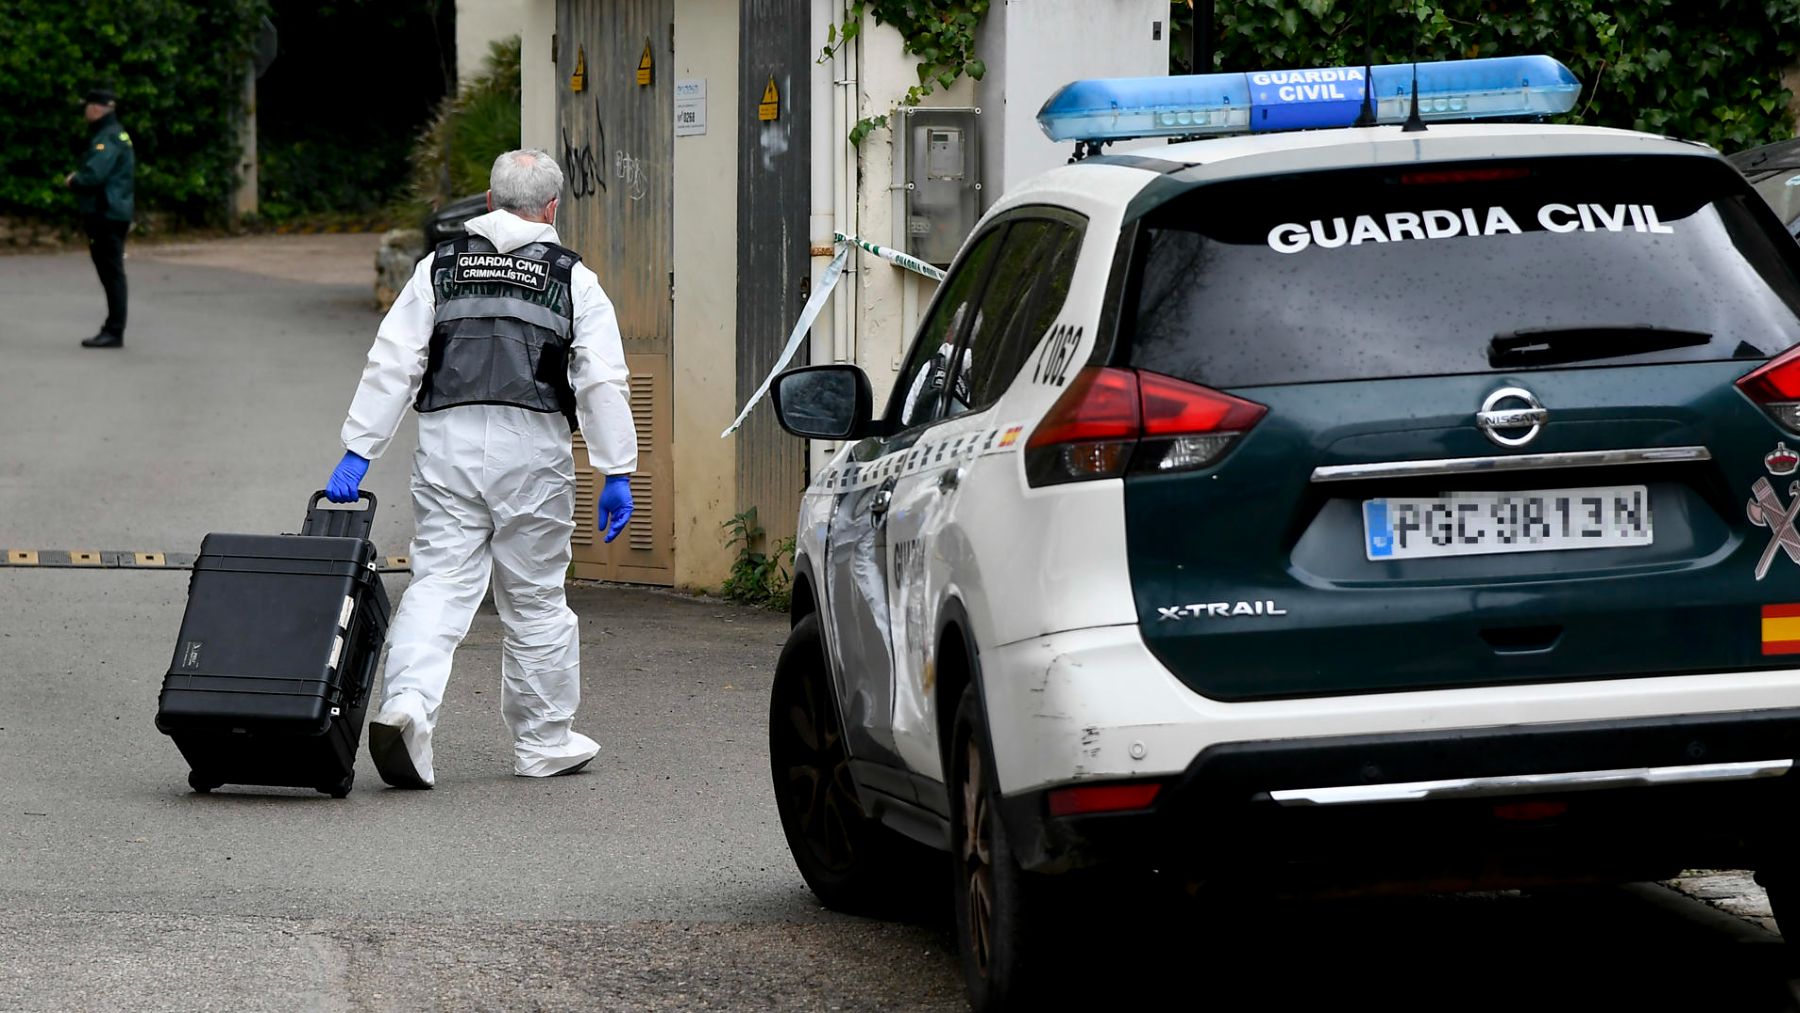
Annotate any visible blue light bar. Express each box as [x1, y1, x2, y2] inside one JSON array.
[[1036, 55, 1581, 143]]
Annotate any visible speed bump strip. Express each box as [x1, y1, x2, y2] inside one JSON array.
[[1, 549, 408, 573]]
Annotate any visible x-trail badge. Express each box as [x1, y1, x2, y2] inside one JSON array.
[[1477, 387, 1548, 447]]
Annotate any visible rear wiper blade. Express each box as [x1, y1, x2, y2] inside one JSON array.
[[1488, 326, 1713, 367]]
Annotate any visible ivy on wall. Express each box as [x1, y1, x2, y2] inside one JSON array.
[[822, 0, 991, 145], [1172, 1, 1800, 152], [0, 1, 267, 222]]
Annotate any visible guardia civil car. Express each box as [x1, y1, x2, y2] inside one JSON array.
[[766, 55, 1800, 1010]]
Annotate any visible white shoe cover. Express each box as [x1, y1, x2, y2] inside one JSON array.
[[514, 731, 599, 777], [368, 708, 435, 788]]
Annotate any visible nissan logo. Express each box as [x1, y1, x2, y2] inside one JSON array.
[[1476, 387, 1548, 447]]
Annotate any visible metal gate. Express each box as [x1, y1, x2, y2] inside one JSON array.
[[735, 0, 812, 549], [557, 0, 675, 584]]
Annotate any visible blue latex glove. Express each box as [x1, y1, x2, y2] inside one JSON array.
[[326, 451, 370, 504], [599, 474, 634, 543]]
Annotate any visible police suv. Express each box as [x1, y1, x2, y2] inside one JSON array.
[[765, 55, 1800, 1009]]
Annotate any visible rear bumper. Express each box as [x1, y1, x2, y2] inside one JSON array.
[[981, 625, 1800, 878], [1000, 706, 1800, 880], [982, 625, 1800, 794]]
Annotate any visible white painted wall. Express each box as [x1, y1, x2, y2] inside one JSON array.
[[817, 3, 1164, 420], [458, 0, 530, 85], [976, 0, 1171, 208], [835, 20, 979, 415]]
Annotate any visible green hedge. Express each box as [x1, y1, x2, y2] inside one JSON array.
[[0, 1, 266, 221], [408, 36, 523, 212], [1174, 1, 1799, 152]]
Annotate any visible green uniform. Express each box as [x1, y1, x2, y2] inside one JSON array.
[[69, 112, 135, 222], [71, 111, 135, 342]]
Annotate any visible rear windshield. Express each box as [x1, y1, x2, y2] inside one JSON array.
[[1126, 156, 1800, 387]]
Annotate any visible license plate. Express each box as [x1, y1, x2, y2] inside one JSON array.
[[1363, 486, 1652, 561]]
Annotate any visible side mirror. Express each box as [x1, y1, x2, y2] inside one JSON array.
[[771, 364, 874, 440]]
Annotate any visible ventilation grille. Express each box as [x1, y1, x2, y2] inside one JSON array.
[[630, 378, 655, 445], [626, 374, 656, 551], [627, 472, 654, 551]]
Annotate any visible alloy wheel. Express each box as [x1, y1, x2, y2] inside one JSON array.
[[776, 656, 858, 874], [962, 737, 994, 977]]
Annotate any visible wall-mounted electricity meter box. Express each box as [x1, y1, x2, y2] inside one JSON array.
[[898, 107, 981, 268]]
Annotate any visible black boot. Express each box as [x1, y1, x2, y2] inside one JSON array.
[[80, 332, 123, 348]]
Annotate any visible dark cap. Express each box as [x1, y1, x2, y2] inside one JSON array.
[[83, 87, 116, 106]]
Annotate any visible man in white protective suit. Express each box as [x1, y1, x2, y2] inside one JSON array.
[[322, 148, 638, 789]]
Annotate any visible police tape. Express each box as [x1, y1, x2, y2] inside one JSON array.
[[721, 233, 945, 438], [833, 232, 947, 283], [1, 549, 412, 573]]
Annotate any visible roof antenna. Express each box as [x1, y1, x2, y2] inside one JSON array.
[[1351, 0, 1377, 127], [1401, 32, 1426, 132]]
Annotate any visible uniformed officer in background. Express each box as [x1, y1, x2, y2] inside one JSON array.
[[66, 87, 135, 349]]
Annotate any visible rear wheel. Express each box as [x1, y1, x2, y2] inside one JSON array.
[[1759, 867, 1800, 955], [951, 684, 1065, 1012], [321, 772, 354, 799], [769, 614, 907, 914], [187, 771, 220, 794]]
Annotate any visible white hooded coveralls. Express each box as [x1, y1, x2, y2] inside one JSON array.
[[342, 210, 637, 781]]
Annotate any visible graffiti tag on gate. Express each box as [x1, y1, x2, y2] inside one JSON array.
[[562, 100, 607, 200]]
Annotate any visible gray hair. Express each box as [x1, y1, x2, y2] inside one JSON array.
[[489, 149, 564, 215]]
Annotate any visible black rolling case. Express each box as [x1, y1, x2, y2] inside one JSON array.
[[155, 492, 391, 797]]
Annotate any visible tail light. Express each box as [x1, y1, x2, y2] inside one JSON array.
[[1047, 782, 1163, 818], [1738, 344, 1800, 432], [1025, 367, 1267, 486]]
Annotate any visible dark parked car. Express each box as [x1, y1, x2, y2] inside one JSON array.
[[422, 192, 489, 246]]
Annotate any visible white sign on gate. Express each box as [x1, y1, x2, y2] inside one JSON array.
[[675, 79, 707, 137]]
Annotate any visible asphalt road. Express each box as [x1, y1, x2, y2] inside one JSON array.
[[3, 237, 1799, 1011]]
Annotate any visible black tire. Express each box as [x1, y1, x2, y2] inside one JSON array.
[[769, 613, 905, 914], [950, 683, 1064, 1012], [187, 771, 219, 794], [1759, 868, 1800, 958], [323, 772, 354, 799]]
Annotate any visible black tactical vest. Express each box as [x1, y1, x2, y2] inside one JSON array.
[[417, 236, 581, 428]]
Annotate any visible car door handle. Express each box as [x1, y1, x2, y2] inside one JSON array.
[[870, 489, 893, 515], [937, 468, 962, 492]]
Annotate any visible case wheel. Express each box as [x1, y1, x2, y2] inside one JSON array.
[[187, 771, 221, 794], [321, 773, 354, 799]]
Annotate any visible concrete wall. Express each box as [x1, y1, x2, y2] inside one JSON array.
[[458, 0, 530, 84], [670, 0, 743, 589], [976, 0, 1170, 207], [840, 20, 979, 412], [521, 0, 557, 153], [815, 4, 1166, 415]]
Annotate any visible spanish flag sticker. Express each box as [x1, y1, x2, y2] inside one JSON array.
[[1763, 604, 1800, 655]]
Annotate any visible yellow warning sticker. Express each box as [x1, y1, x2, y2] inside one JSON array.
[[637, 39, 654, 86], [387, 556, 411, 570], [7, 550, 38, 565], [758, 76, 780, 121], [70, 551, 101, 566], [571, 44, 587, 92], [134, 552, 166, 566]]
